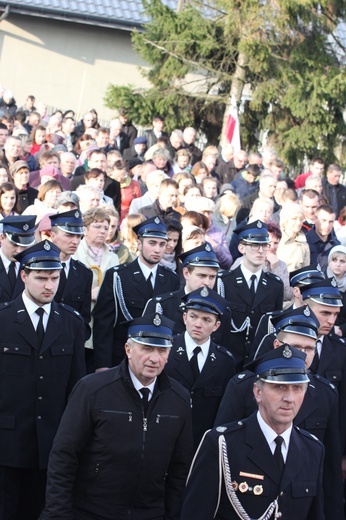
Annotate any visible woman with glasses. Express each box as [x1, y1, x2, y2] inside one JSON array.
[[73, 207, 119, 370]]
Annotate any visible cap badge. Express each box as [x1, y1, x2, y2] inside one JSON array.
[[23, 224, 29, 231], [283, 345, 292, 358], [201, 286, 209, 297], [43, 241, 51, 251], [75, 211, 80, 218], [205, 243, 211, 252], [303, 306, 310, 316], [153, 314, 161, 326], [154, 217, 160, 224], [331, 277, 337, 287], [257, 221, 262, 228]]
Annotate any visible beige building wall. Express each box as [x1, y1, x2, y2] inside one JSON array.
[[0, 14, 150, 120]]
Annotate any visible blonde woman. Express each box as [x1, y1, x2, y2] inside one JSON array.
[[277, 203, 310, 272], [212, 191, 241, 245]]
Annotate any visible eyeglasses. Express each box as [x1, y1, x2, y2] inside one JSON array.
[[278, 340, 316, 353], [244, 243, 270, 251]]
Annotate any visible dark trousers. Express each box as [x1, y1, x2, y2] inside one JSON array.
[[0, 466, 46, 520]]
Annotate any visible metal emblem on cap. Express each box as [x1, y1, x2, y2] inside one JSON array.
[[205, 243, 211, 252], [283, 345, 292, 358], [43, 241, 51, 251], [200, 286, 209, 297], [153, 314, 161, 326], [75, 211, 80, 218], [304, 306, 310, 316], [154, 217, 160, 224], [331, 277, 337, 287], [257, 221, 262, 228], [23, 224, 29, 231]]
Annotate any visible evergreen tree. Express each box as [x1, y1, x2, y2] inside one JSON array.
[[104, 0, 346, 166]]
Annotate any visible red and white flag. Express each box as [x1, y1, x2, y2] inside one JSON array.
[[224, 100, 241, 151]]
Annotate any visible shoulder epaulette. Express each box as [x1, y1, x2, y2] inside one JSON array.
[[295, 426, 323, 445], [264, 272, 283, 283], [0, 301, 11, 310], [215, 420, 245, 435], [233, 370, 254, 383], [312, 373, 337, 393], [74, 259, 92, 271], [59, 303, 83, 319], [159, 265, 179, 276], [215, 345, 235, 359]]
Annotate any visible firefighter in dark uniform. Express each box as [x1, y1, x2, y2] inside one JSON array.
[[144, 242, 233, 351], [218, 220, 284, 370], [49, 210, 93, 341], [0, 240, 85, 520], [165, 287, 235, 448], [215, 305, 344, 520], [181, 344, 325, 520], [93, 217, 180, 369], [42, 314, 193, 520], [0, 215, 36, 302], [249, 264, 325, 361]]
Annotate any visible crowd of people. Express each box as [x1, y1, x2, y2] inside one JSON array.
[[0, 90, 346, 519]]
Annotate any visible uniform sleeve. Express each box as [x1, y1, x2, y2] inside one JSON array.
[[164, 396, 194, 520], [43, 379, 93, 519], [67, 315, 86, 396], [214, 376, 250, 426], [93, 268, 116, 369], [180, 431, 222, 520], [307, 443, 325, 520], [80, 268, 93, 341]]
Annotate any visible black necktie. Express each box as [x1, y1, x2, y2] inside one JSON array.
[[147, 272, 153, 291], [249, 274, 257, 298], [8, 262, 17, 292], [274, 436, 285, 476], [55, 263, 67, 303], [190, 346, 201, 381], [36, 308, 45, 346], [140, 387, 150, 417]]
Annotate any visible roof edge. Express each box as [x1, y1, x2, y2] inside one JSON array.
[[0, 3, 144, 31]]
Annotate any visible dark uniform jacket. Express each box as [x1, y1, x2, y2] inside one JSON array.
[[0, 296, 86, 469], [144, 288, 233, 352], [144, 129, 169, 149], [166, 334, 235, 448], [215, 370, 343, 520], [218, 267, 283, 370], [0, 257, 24, 303], [43, 360, 193, 520], [311, 332, 346, 454], [93, 259, 180, 368], [181, 413, 324, 520], [55, 258, 93, 341]]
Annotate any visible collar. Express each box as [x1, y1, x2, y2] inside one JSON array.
[[240, 263, 262, 285], [128, 366, 156, 400], [0, 248, 17, 272], [257, 411, 292, 461], [22, 290, 52, 318], [184, 331, 210, 359], [138, 257, 158, 280]]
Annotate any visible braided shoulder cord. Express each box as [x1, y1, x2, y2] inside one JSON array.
[[218, 435, 280, 520]]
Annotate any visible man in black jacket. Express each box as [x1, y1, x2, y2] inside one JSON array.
[[43, 314, 193, 520]]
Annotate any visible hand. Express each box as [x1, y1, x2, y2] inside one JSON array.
[[265, 252, 279, 269], [91, 286, 100, 301]]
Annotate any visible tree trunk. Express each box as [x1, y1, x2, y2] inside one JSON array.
[[221, 51, 248, 147]]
